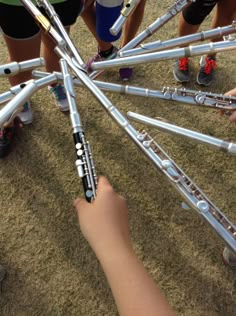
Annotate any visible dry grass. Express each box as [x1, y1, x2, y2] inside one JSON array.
[[1, 1, 236, 315]]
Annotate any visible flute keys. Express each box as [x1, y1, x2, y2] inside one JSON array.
[[197, 200, 209, 213]]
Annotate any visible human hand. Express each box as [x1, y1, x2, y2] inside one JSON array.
[[225, 88, 236, 122], [74, 176, 132, 259]]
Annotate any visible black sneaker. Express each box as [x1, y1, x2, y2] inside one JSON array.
[[173, 57, 190, 83], [0, 117, 22, 158], [196, 56, 217, 86]]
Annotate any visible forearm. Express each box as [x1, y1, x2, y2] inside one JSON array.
[[97, 246, 175, 316]]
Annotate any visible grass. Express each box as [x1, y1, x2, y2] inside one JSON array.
[[0, 1, 236, 315]]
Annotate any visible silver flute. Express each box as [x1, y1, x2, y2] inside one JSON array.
[[127, 111, 236, 155], [0, 58, 44, 77], [0, 74, 57, 127], [33, 60, 236, 254], [60, 59, 97, 202], [21, 3, 236, 253], [91, 39, 236, 70], [109, 0, 142, 36], [32, 70, 236, 112], [35, 0, 86, 68], [119, 0, 194, 52], [89, 0, 192, 79], [120, 22, 236, 57]]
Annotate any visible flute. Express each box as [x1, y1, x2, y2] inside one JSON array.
[[35, 0, 86, 68], [60, 59, 97, 202], [120, 0, 194, 52], [127, 111, 236, 155], [36, 50, 236, 254], [120, 22, 236, 57], [90, 39, 236, 70], [33, 70, 236, 112], [89, 0, 193, 79], [0, 58, 44, 77], [0, 74, 57, 127], [109, 0, 142, 36]]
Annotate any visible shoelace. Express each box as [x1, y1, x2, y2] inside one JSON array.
[[178, 57, 189, 71], [203, 58, 217, 74], [50, 84, 66, 101]]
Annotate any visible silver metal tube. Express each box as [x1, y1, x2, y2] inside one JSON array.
[[0, 58, 44, 77], [120, 0, 193, 52], [20, 0, 66, 47], [91, 40, 236, 70], [33, 71, 236, 111], [89, 0, 192, 79], [110, 0, 142, 36], [36, 0, 86, 68], [0, 74, 57, 127], [127, 111, 236, 155], [120, 23, 236, 57], [38, 53, 236, 254]]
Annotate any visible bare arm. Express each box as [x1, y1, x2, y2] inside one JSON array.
[[74, 177, 175, 316]]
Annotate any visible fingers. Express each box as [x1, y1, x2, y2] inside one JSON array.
[[97, 176, 114, 193], [229, 111, 236, 123]]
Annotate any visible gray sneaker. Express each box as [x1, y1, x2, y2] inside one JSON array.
[[173, 57, 190, 83], [222, 247, 236, 268], [196, 56, 217, 86]]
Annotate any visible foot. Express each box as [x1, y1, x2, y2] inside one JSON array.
[[86, 45, 118, 72], [0, 117, 22, 158], [119, 67, 133, 81], [17, 101, 33, 125], [196, 56, 217, 86], [48, 83, 69, 112], [222, 247, 236, 268], [173, 57, 190, 83]]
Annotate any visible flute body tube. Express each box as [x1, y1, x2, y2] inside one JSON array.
[[32, 70, 236, 112], [91, 40, 236, 70], [54, 48, 236, 255], [121, 23, 236, 57], [35, 0, 86, 68], [119, 0, 193, 52], [127, 111, 236, 155], [0, 74, 57, 127], [110, 0, 142, 36], [0, 58, 45, 77], [89, 0, 192, 79], [60, 59, 97, 202]]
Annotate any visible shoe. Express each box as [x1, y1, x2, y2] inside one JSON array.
[[196, 56, 217, 86], [17, 101, 33, 125], [48, 83, 69, 112], [173, 57, 190, 83], [119, 67, 133, 81], [86, 46, 118, 72], [222, 247, 236, 268], [0, 117, 22, 158]]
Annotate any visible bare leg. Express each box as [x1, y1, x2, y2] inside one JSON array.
[[41, 26, 71, 72], [3, 32, 41, 86], [120, 0, 146, 47], [81, 0, 112, 51], [178, 13, 200, 37]]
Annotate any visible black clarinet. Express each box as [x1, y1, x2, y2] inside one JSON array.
[[60, 59, 97, 202]]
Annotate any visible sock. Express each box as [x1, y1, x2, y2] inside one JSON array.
[[99, 46, 114, 58]]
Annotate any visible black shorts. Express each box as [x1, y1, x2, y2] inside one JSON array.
[[0, 0, 84, 39], [183, 0, 218, 25]]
